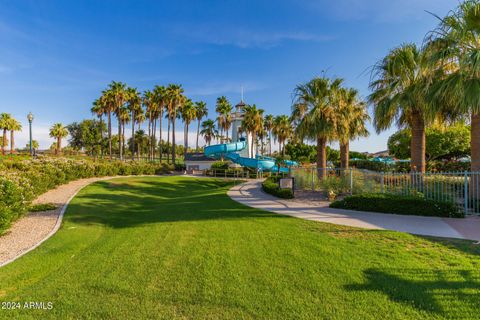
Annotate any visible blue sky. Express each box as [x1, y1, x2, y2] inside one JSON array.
[[0, 0, 454, 151]]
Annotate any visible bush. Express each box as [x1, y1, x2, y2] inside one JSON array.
[[0, 158, 169, 234], [29, 203, 57, 212], [262, 177, 294, 199], [330, 193, 463, 218], [211, 161, 230, 170]]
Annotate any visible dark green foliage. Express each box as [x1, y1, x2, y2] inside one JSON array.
[[330, 193, 463, 218], [29, 203, 57, 212], [262, 177, 294, 199], [211, 161, 230, 170]]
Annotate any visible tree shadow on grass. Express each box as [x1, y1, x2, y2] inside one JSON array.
[[65, 178, 284, 229], [345, 268, 480, 317]]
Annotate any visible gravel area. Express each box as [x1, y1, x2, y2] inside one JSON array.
[[0, 176, 113, 267]]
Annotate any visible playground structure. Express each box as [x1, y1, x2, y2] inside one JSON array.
[[204, 100, 297, 174]]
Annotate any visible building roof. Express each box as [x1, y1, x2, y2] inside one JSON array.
[[184, 152, 216, 162]]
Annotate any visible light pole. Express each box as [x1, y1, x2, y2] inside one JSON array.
[[27, 112, 33, 156]]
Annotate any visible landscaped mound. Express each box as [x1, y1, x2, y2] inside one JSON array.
[[330, 193, 463, 218], [0, 158, 171, 234], [262, 176, 294, 199]]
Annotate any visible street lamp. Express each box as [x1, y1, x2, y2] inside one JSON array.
[[27, 112, 33, 156]]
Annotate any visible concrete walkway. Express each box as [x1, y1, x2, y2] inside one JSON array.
[[228, 180, 480, 241]]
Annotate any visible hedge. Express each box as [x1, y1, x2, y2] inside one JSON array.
[[262, 177, 294, 199], [330, 193, 463, 218], [0, 158, 173, 234]]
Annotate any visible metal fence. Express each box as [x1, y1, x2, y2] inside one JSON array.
[[290, 167, 480, 216]]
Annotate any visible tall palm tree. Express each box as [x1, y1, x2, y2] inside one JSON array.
[[109, 81, 128, 160], [166, 84, 185, 164], [127, 87, 141, 160], [98, 91, 115, 159], [200, 119, 217, 146], [264, 114, 274, 155], [369, 44, 432, 173], [272, 115, 293, 155], [91, 99, 105, 158], [195, 101, 208, 151], [336, 88, 370, 169], [49, 123, 68, 155], [291, 103, 308, 144], [143, 90, 156, 160], [293, 77, 341, 178], [427, 0, 480, 172], [7, 117, 22, 154], [118, 106, 131, 156], [215, 96, 232, 141], [242, 104, 264, 157], [0, 113, 12, 155], [153, 85, 167, 162], [180, 99, 197, 158]]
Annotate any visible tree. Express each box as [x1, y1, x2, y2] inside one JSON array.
[[127, 87, 142, 160], [67, 120, 106, 156], [215, 96, 232, 142], [336, 88, 369, 169], [0, 113, 12, 155], [272, 115, 293, 156], [427, 0, 480, 172], [6, 117, 21, 154], [293, 77, 341, 178], [180, 99, 197, 158], [49, 123, 68, 155], [264, 114, 274, 155], [91, 99, 105, 158], [242, 104, 264, 157], [369, 44, 433, 173], [388, 124, 471, 161], [153, 85, 166, 161], [26, 140, 39, 152], [143, 90, 156, 160], [200, 119, 217, 146], [195, 101, 208, 151], [109, 81, 128, 160], [98, 88, 116, 159], [166, 84, 185, 164]]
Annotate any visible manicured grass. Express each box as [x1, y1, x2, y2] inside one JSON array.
[[0, 176, 478, 319]]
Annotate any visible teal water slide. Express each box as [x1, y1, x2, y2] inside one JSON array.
[[204, 141, 294, 173]]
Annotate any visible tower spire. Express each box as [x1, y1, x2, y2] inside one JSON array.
[[241, 85, 244, 102]]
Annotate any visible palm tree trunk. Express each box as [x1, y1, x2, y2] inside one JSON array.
[[251, 132, 256, 157], [108, 112, 112, 159], [269, 131, 272, 156], [122, 121, 126, 157], [317, 136, 327, 179], [167, 117, 171, 163], [131, 110, 135, 161], [159, 111, 163, 163], [57, 136, 61, 155], [471, 113, 480, 172], [172, 113, 176, 165], [2, 128, 6, 155], [99, 114, 104, 159], [10, 130, 14, 154], [153, 118, 157, 161], [118, 118, 122, 160], [148, 116, 151, 160], [184, 123, 188, 159], [196, 119, 200, 151], [340, 141, 349, 169], [410, 114, 426, 173]]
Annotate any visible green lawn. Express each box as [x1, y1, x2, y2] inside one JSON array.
[[0, 176, 479, 319]]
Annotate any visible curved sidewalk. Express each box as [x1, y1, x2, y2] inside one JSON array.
[[228, 180, 480, 241]]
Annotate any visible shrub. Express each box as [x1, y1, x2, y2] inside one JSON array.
[[29, 203, 57, 212], [0, 158, 169, 234], [330, 193, 463, 218], [211, 161, 230, 170], [262, 177, 294, 199]]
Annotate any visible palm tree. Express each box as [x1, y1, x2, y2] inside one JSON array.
[[118, 106, 131, 156], [91, 99, 105, 158], [166, 84, 185, 164], [427, 0, 480, 172], [109, 81, 128, 160], [98, 90, 115, 159], [7, 117, 22, 154], [127, 87, 142, 160], [215, 96, 232, 141], [291, 103, 308, 144], [293, 77, 341, 178], [0, 113, 12, 155], [49, 123, 68, 155], [180, 99, 197, 158], [369, 44, 432, 173], [337, 88, 370, 169], [272, 115, 293, 155], [153, 85, 167, 161], [195, 101, 208, 150], [242, 104, 264, 157], [143, 90, 156, 160], [200, 119, 217, 146], [264, 114, 274, 155]]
